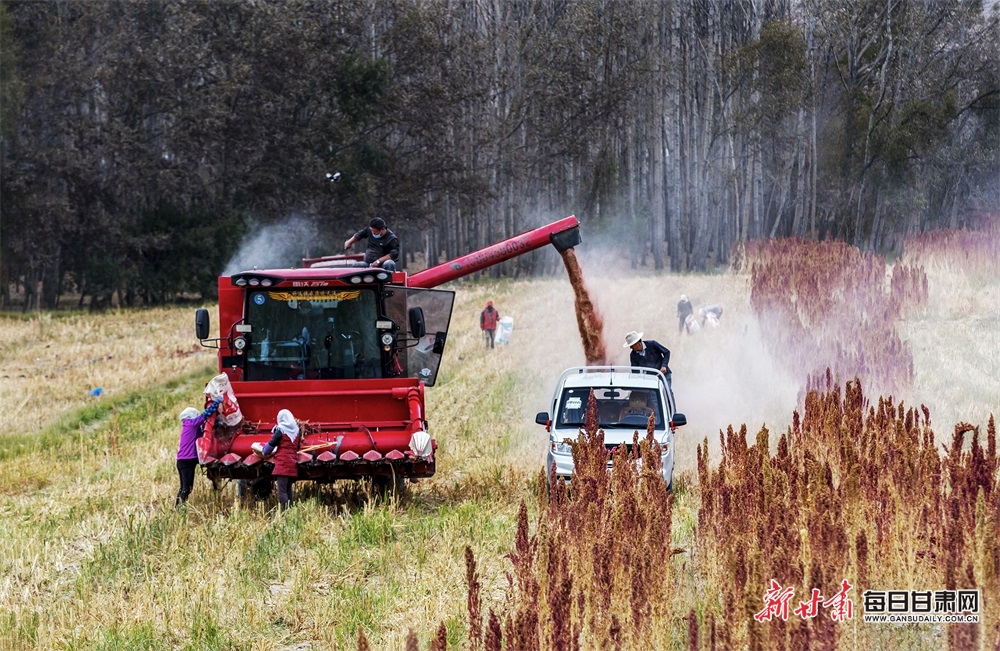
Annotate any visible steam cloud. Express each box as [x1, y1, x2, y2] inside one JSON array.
[[223, 216, 320, 276]]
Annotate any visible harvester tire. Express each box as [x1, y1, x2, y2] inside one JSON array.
[[237, 478, 273, 501], [371, 474, 407, 499]]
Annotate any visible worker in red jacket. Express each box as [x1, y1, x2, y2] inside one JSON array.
[[480, 300, 500, 349], [257, 409, 301, 510]]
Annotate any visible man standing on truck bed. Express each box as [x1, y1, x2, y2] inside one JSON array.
[[344, 217, 400, 271], [624, 330, 672, 391]]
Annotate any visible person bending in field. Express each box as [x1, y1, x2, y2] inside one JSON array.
[[176, 396, 223, 507], [699, 304, 723, 327]]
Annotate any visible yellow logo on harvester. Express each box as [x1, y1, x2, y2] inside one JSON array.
[[268, 290, 362, 302]]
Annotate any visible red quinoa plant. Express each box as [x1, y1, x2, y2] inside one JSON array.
[[742, 238, 926, 398], [462, 391, 677, 650], [695, 372, 998, 650], [902, 224, 1000, 278], [393, 384, 996, 650]]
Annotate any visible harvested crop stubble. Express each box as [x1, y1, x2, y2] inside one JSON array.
[[0, 308, 216, 436]]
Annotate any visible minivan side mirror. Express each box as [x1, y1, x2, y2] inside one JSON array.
[[195, 308, 211, 340], [671, 412, 687, 428], [535, 412, 550, 425]]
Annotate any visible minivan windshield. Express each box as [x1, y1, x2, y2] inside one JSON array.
[[556, 387, 664, 429]]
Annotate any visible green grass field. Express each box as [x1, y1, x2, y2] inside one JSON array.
[[0, 245, 997, 650]]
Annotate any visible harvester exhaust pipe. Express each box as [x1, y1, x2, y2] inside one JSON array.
[[408, 215, 581, 289]]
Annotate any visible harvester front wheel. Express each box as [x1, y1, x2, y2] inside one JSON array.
[[371, 474, 407, 499], [207, 470, 224, 491], [237, 478, 273, 501]]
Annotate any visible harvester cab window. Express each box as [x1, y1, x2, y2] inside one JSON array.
[[244, 288, 382, 380], [556, 387, 664, 429], [383, 287, 455, 387]]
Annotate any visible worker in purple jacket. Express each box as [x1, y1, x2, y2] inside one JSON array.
[[175, 397, 222, 507]]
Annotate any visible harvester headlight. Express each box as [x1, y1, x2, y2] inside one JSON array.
[[350, 276, 362, 284], [233, 336, 247, 350], [375, 272, 389, 281], [381, 333, 394, 346], [409, 430, 432, 458], [232, 273, 284, 288], [362, 275, 375, 283]]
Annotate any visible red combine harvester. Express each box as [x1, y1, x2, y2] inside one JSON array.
[[194, 215, 581, 492]]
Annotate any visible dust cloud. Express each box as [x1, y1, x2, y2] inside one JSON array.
[[223, 216, 319, 276], [509, 243, 802, 475]]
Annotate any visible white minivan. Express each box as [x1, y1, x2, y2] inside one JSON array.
[[535, 366, 687, 490]]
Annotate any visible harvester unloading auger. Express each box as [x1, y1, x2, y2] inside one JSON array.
[[194, 216, 581, 492]]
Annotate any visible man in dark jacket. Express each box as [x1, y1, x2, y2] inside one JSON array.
[[624, 330, 672, 390], [344, 217, 400, 271], [677, 295, 694, 334]]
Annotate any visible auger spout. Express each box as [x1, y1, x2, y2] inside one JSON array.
[[408, 215, 581, 289]]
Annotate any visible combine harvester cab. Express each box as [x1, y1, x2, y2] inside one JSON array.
[[194, 216, 581, 490]]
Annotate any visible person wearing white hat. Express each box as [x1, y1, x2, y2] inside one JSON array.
[[175, 396, 223, 507], [624, 331, 672, 390], [676, 295, 694, 334]]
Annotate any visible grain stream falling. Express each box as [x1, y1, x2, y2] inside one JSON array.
[[560, 248, 607, 365]]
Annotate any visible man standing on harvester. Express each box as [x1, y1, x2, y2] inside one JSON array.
[[344, 217, 400, 271]]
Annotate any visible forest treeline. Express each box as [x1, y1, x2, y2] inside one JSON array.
[[1, 0, 997, 309]]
